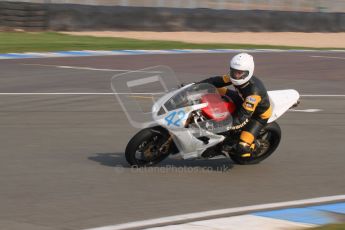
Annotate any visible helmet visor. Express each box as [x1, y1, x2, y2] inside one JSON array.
[[229, 68, 249, 80]]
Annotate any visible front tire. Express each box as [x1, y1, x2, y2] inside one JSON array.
[[125, 127, 173, 167], [231, 122, 281, 165]]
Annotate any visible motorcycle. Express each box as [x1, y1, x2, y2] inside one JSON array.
[[121, 73, 300, 167]]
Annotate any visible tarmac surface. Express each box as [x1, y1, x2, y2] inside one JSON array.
[[0, 52, 344, 230]]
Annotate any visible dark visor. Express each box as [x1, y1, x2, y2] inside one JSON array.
[[229, 68, 249, 80]]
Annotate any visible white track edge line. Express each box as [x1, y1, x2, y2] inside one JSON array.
[[22, 64, 163, 73], [310, 55, 345, 60], [300, 94, 345, 97], [0, 93, 163, 95], [83, 195, 345, 230]]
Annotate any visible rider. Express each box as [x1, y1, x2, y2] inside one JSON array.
[[199, 53, 272, 158]]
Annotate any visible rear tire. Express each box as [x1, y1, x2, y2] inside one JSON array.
[[125, 127, 173, 167], [231, 122, 281, 165]]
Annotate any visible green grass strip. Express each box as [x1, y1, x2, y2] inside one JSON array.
[[0, 32, 343, 53], [310, 224, 345, 230]]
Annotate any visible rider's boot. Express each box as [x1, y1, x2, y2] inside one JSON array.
[[236, 129, 256, 157], [236, 141, 255, 158]]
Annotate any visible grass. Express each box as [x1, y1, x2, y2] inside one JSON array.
[[311, 224, 345, 230], [0, 31, 342, 53]]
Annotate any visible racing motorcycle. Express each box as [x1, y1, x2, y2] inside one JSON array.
[[124, 82, 300, 167]]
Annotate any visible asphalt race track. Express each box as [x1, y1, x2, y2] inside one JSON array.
[[0, 52, 344, 230]]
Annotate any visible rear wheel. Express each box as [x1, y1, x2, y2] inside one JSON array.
[[125, 127, 173, 167], [230, 122, 281, 165]]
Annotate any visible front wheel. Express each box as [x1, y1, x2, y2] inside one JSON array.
[[231, 122, 281, 165], [125, 127, 174, 167]]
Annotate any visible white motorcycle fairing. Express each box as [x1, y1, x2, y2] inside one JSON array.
[[268, 89, 300, 123], [152, 83, 300, 159]]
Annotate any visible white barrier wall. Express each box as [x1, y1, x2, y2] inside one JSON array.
[[1, 1, 345, 32], [3, 0, 345, 13]]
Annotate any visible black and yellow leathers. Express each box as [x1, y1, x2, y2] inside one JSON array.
[[200, 75, 272, 158]]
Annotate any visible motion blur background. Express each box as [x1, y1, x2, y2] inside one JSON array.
[[3, 0, 345, 11], [1, 0, 345, 31], [7, 0, 345, 12], [1, 1, 345, 230]]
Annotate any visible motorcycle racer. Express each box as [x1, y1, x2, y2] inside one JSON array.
[[199, 53, 272, 158]]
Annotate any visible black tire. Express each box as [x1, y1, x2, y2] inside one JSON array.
[[125, 127, 172, 167], [231, 122, 281, 165]]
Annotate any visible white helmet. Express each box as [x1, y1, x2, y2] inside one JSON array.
[[229, 53, 254, 86]]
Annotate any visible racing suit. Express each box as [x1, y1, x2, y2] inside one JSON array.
[[200, 74, 272, 157]]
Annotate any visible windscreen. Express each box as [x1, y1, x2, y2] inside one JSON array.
[[163, 83, 218, 111], [111, 65, 232, 134]]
